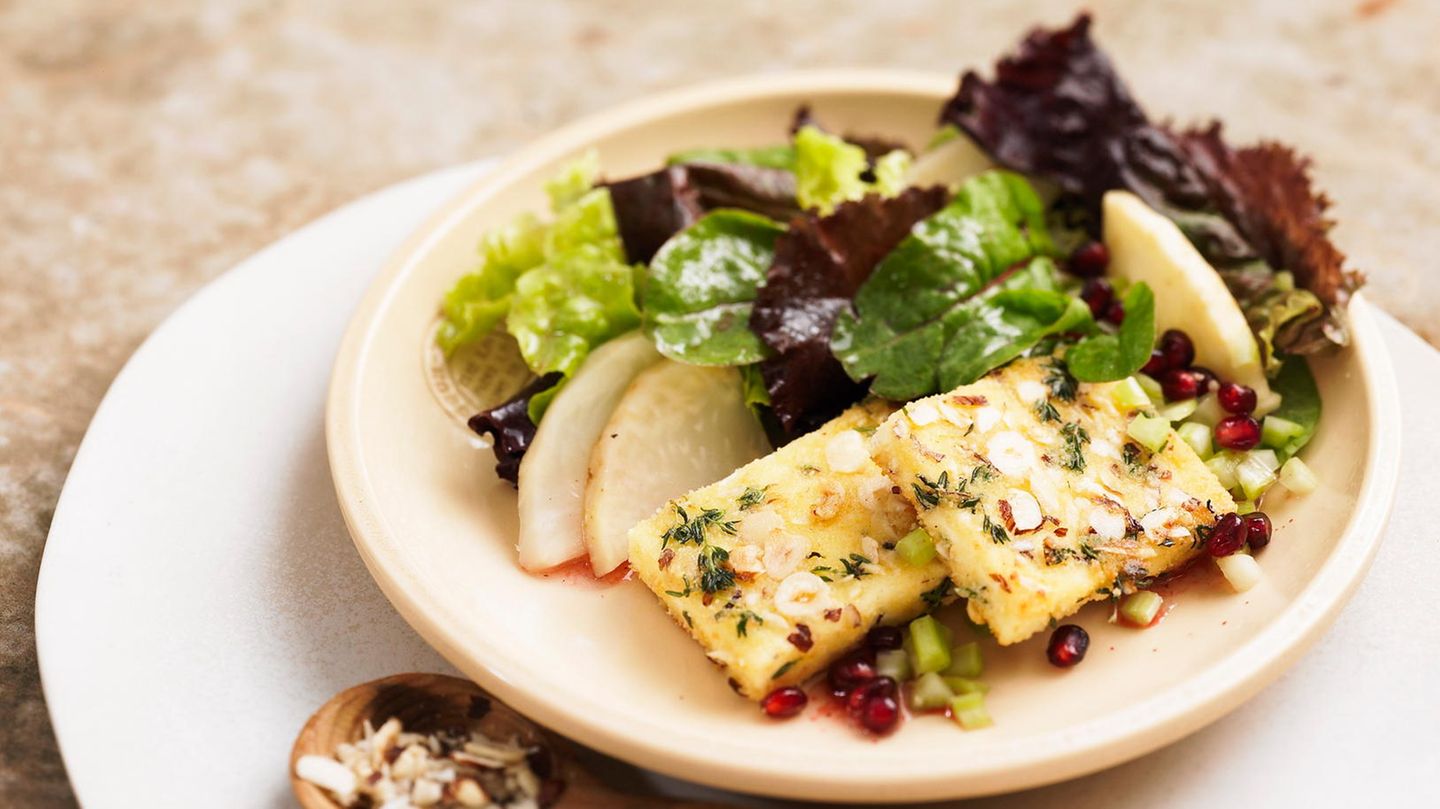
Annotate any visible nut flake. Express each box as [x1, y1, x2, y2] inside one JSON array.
[[824, 429, 869, 473], [774, 571, 833, 619], [295, 715, 546, 808]]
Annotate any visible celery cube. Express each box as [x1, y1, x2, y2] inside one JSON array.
[[876, 649, 912, 682], [907, 672, 955, 711], [896, 528, 937, 567], [944, 641, 983, 678], [908, 615, 952, 674], [1127, 414, 1171, 453], [949, 692, 993, 730], [1177, 422, 1213, 459]]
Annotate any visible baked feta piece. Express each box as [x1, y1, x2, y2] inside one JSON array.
[[868, 358, 1235, 645], [628, 401, 950, 699]]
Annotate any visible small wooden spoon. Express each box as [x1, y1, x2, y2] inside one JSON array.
[[291, 673, 723, 809]]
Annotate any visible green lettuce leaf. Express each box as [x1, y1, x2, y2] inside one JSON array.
[[507, 244, 641, 380], [1268, 356, 1321, 458], [830, 171, 1067, 399], [1066, 283, 1157, 382], [794, 126, 911, 213], [435, 213, 546, 355], [641, 210, 784, 365], [667, 145, 797, 170]]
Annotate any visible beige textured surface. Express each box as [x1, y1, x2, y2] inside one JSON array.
[[1, 0, 1436, 804]]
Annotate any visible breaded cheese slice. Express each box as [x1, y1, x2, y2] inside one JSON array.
[[628, 401, 950, 699], [868, 357, 1235, 646]]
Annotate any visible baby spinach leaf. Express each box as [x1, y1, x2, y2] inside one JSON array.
[[829, 171, 1061, 400], [1066, 282, 1156, 382], [667, 144, 797, 170], [937, 275, 1094, 389], [642, 210, 785, 365], [1268, 356, 1321, 458]]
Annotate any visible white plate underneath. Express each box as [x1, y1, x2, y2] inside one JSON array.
[[36, 162, 1440, 808]]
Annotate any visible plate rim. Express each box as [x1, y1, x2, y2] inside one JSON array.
[[325, 69, 1402, 801]]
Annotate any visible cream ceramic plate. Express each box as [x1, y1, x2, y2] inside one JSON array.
[[326, 71, 1400, 802]]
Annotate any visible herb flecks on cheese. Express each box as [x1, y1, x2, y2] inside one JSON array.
[[869, 358, 1234, 645], [628, 401, 949, 699]]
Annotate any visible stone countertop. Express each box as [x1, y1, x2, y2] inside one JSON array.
[[2, 1, 1436, 804]]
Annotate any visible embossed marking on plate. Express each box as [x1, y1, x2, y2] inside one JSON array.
[[422, 317, 535, 433]]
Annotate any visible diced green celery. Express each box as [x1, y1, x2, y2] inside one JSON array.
[[1235, 500, 1257, 515], [1216, 553, 1261, 593], [1205, 453, 1239, 489], [896, 528, 937, 567], [876, 649, 912, 682], [949, 692, 993, 730], [1261, 416, 1307, 451], [1279, 456, 1319, 495], [1190, 394, 1225, 428], [1177, 422, 1213, 459], [1157, 399, 1198, 422], [907, 672, 955, 711], [1236, 453, 1278, 500], [1247, 448, 1281, 474], [1274, 271, 1295, 292], [939, 622, 955, 651], [1135, 373, 1164, 406], [942, 676, 990, 695], [908, 615, 952, 675], [944, 641, 983, 678], [1119, 591, 1164, 627], [1127, 414, 1171, 453], [1107, 377, 1152, 411]]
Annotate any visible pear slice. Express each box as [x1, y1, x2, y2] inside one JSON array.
[[906, 134, 993, 189], [516, 332, 661, 571], [1103, 190, 1278, 413], [583, 361, 771, 576]]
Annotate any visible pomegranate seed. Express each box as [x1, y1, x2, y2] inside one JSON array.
[[865, 625, 903, 651], [1217, 382, 1257, 414], [1214, 415, 1262, 450], [1101, 299, 1126, 325], [1141, 349, 1170, 377], [1158, 329, 1196, 369], [1190, 366, 1218, 394], [1067, 241, 1110, 277], [1244, 512, 1273, 551], [1161, 368, 1207, 401], [761, 687, 808, 719], [859, 688, 901, 734], [1208, 513, 1246, 557], [1079, 278, 1114, 318], [1046, 625, 1090, 668], [845, 677, 897, 716], [828, 652, 877, 694]]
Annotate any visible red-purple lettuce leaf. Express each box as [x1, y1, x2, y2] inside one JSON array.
[[605, 163, 799, 263], [750, 188, 949, 437], [467, 372, 563, 486], [941, 13, 1361, 360]]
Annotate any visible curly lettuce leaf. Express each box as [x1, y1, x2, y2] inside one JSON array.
[[1065, 282, 1156, 381], [751, 188, 950, 436], [507, 243, 640, 379], [830, 171, 1075, 400], [641, 210, 784, 365], [435, 213, 546, 355], [794, 126, 911, 213], [942, 13, 1361, 360]]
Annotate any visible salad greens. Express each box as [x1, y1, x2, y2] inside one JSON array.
[[942, 13, 1360, 366], [751, 188, 950, 437], [833, 172, 1118, 400], [641, 210, 785, 365], [667, 145, 797, 171], [1066, 283, 1156, 382], [793, 126, 910, 213], [450, 12, 1357, 486]]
